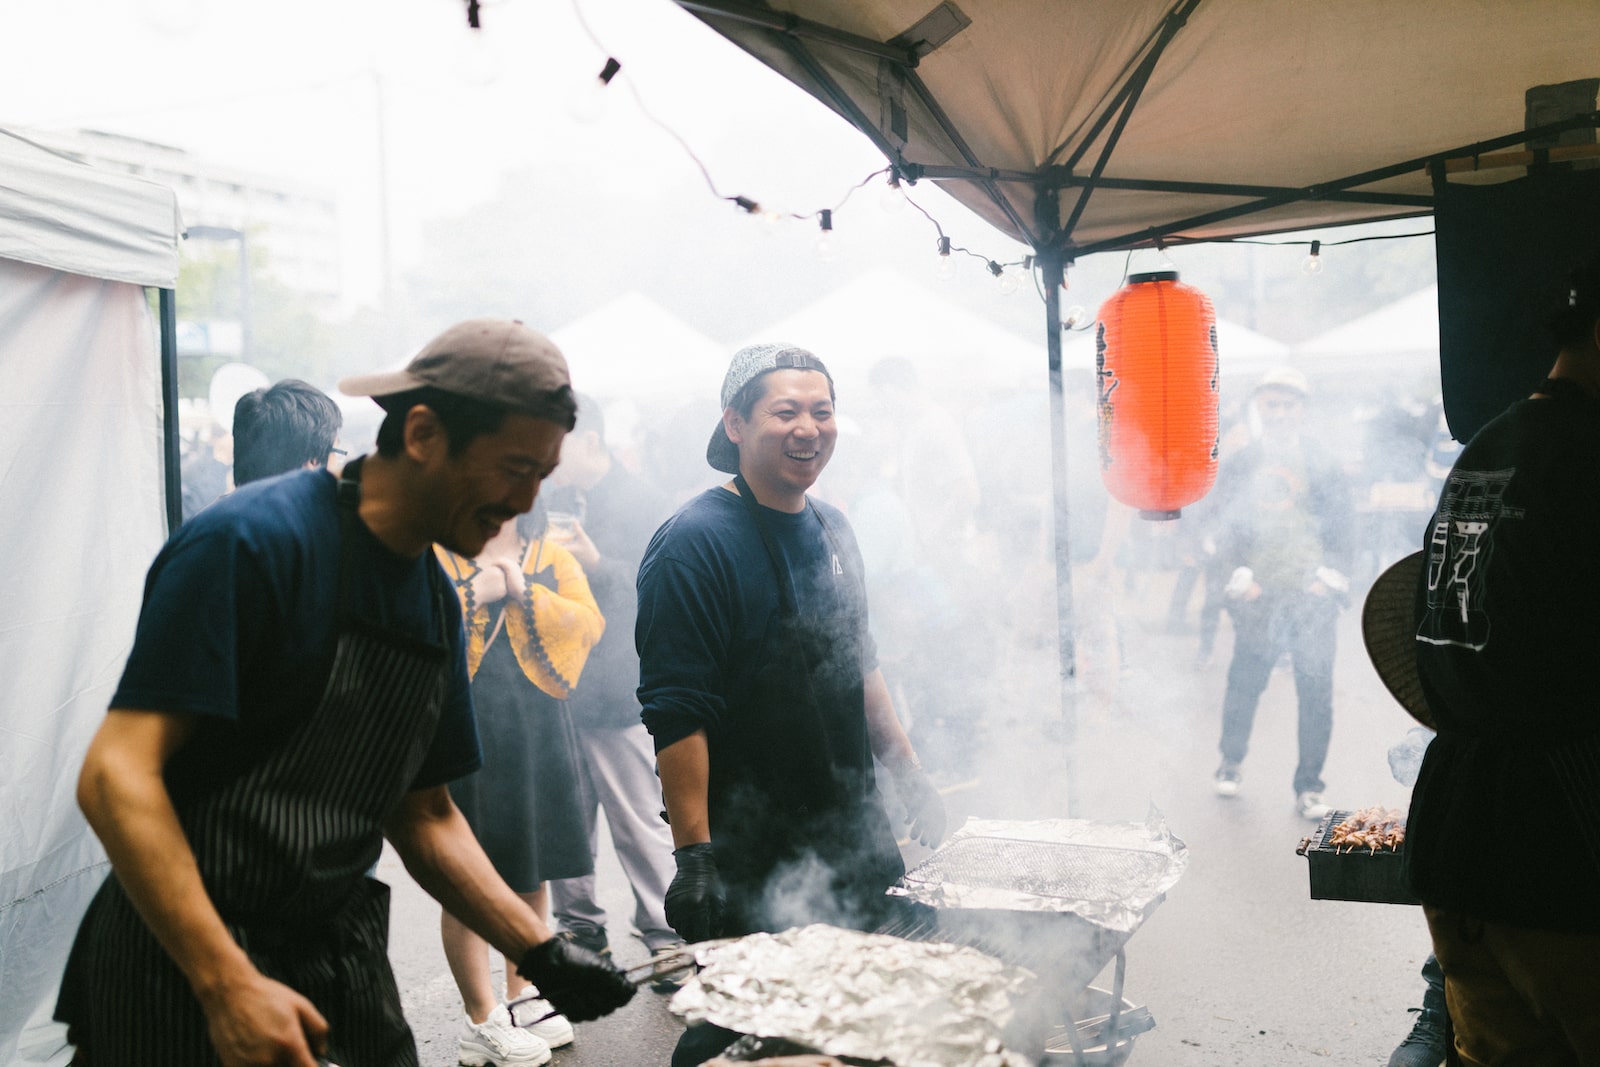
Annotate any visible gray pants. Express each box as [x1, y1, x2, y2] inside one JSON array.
[[550, 723, 680, 951]]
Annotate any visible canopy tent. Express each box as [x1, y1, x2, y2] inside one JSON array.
[[550, 290, 731, 455], [1292, 284, 1441, 387], [676, 1, 1598, 256], [668, 0, 1600, 802], [0, 130, 181, 1064], [737, 266, 1044, 391], [551, 289, 728, 401]]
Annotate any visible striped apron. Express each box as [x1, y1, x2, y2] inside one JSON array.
[[58, 460, 452, 1066]]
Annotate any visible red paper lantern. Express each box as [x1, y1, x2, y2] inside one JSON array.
[[1094, 270, 1219, 520]]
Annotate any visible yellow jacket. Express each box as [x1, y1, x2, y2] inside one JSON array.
[[435, 538, 604, 699]]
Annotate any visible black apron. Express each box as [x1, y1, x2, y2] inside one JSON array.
[[58, 458, 452, 1067], [708, 476, 904, 935]]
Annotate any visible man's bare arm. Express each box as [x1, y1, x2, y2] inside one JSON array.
[[656, 730, 712, 848], [383, 785, 551, 960], [77, 709, 328, 1067], [861, 668, 916, 765]]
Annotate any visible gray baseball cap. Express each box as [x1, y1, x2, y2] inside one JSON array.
[[706, 342, 833, 473]]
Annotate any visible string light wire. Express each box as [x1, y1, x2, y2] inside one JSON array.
[[568, 0, 1435, 300]]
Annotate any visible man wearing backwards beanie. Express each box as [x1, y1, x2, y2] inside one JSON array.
[[56, 319, 632, 1067], [635, 342, 947, 1065]]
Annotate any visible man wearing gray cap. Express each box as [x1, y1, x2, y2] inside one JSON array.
[[636, 344, 945, 968], [56, 320, 632, 1067]]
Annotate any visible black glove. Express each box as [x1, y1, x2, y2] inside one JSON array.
[[516, 936, 634, 1023], [890, 756, 947, 847], [665, 842, 725, 943]]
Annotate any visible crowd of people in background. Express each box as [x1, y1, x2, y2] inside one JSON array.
[[150, 328, 1475, 1067]]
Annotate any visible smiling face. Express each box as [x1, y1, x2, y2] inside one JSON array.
[[725, 368, 837, 512], [409, 407, 566, 557]]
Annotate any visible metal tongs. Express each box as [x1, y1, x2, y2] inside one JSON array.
[[509, 938, 737, 1025]]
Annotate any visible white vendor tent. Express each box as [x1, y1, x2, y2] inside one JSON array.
[[1293, 284, 1441, 383], [550, 290, 731, 455], [0, 129, 181, 1064], [737, 266, 1044, 393], [551, 289, 728, 403]]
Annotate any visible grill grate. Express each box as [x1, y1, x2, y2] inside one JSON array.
[[899, 836, 1173, 904]]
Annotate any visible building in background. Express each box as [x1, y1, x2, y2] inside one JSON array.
[[24, 127, 341, 306]]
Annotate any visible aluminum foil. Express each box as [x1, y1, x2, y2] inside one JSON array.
[[670, 924, 1037, 1067], [886, 813, 1189, 933]]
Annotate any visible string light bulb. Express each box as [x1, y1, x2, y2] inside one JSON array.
[[568, 57, 621, 124], [1302, 239, 1323, 275], [1064, 305, 1089, 329], [879, 172, 908, 213], [814, 209, 837, 262], [934, 236, 954, 280], [989, 260, 1019, 295]]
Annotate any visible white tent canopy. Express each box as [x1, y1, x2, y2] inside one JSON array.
[[1295, 284, 1440, 359], [0, 130, 180, 288], [677, 1, 1599, 256], [737, 266, 1045, 393], [551, 289, 728, 402], [0, 130, 180, 1064]]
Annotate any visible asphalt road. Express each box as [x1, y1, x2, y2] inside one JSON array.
[[387, 567, 1434, 1067]]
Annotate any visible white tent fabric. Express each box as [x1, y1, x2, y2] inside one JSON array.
[[679, 1, 1598, 255], [551, 290, 728, 401], [1, 136, 178, 1065], [1294, 284, 1440, 361], [0, 130, 180, 288], [736, 266, 1045, 392]]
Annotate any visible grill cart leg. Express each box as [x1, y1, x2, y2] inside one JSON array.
[[1107, 948, 1127, 1052]]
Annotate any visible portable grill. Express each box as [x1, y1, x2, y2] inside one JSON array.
[[878, 818, 1186, 1067], [1296, 809, 1419, 905], [678, 818, 1185, 1067], [898, 835, 1177, 909]]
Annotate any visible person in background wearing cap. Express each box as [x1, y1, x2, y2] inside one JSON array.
[[1205, 366, 1354, 820], [1395, 254, 1600, 1063], [55, 320, 633, 1067], [636, 344, 947, 1066]]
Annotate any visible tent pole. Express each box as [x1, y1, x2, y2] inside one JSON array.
[[159, 287, 182, 534], [1039, 246, 1080, 816]]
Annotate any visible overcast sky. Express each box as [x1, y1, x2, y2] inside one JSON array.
[[0, 0, 1026, 307]]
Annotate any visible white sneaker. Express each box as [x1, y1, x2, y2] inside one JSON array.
[[507, 991, 575, 1049], [458, 1004, 551, 1067], [1296, 791, 1333, 821]]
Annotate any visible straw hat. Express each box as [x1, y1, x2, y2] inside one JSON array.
[[1360, 551, 1436, 730]]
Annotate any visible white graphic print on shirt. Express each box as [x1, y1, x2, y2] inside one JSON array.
[[1417, 467, 1521, 651]]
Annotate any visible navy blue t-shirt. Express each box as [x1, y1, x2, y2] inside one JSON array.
[[112, 467, 480, 796], [636, 486, 876, 750]]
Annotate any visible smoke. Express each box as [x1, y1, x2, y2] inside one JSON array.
[[759, 851, 871, 934]]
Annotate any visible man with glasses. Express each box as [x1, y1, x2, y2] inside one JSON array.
[[231, 378, 348, 487]]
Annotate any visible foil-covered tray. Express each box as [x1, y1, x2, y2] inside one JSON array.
[[669, 924, 1037, 1067], [887, 814, 1188, 933]]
